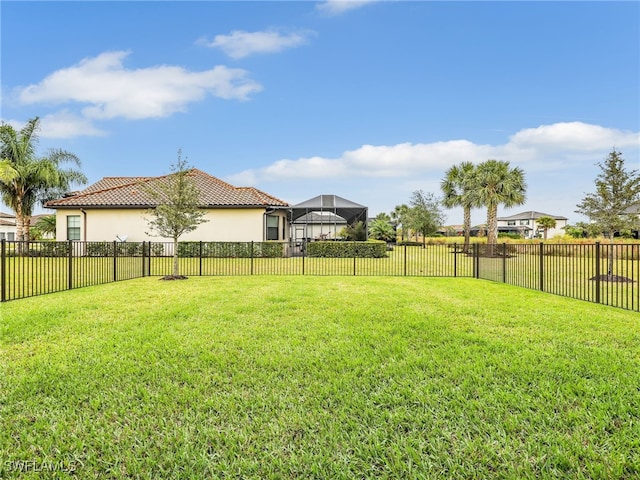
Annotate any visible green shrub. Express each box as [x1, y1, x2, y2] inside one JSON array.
[[86, 242, 114, 256], [177, 241, 284, 258], [39, 242, 71, 257], [307, 240, 387, 258]]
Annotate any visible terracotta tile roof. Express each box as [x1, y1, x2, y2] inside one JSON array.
[[45, 169, 289, 209]]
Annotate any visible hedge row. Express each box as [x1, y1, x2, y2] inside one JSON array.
[[307, 241, 387, 258], [177, 242, 284, 258]]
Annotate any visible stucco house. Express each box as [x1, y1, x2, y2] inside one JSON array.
[[0, 212, 16, 241], [497, 211, 568, 239], [45, 169, 290, 243]]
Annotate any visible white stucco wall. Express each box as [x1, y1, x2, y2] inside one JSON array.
[[497, 218, 568, 239], [54, 208, 290, 242]]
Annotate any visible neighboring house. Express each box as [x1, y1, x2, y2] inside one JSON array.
[[45, 169, 290, 242], [0, 212, 16, 241], [497, 211, 568, 239]]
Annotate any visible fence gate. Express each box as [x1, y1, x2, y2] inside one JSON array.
[[475, 244, 508, 283]]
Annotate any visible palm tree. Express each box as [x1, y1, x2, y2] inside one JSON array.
[[390, 204, 410, 242], [368, 218, 395, 242], [32, 214, 57, 239], [536, 216, 557, 240], [441, 161, 478, 253], [0, 117, 87, 245], [474, 160, 526, 250]]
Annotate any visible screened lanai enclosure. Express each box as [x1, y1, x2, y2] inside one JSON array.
[[290, 194, 368, 247]]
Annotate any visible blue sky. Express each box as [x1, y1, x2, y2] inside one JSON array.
[[2, 0, 639, 225]]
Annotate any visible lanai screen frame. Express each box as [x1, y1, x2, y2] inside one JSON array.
[[290, 194, 368, 240]]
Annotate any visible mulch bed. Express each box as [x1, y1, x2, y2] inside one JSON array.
[[159, 275, 189, 281]]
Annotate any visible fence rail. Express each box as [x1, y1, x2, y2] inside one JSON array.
[[1, 240, 638, 311]]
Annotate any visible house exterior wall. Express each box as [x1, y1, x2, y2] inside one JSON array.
[[0, 223, 16, 241], [497, 217, 567, 239], [54, 208, 290, 243]]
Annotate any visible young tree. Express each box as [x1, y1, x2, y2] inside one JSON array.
[[145, 151, 208, 279], [441, 161, 478, 253], [536, 216, 557, 240], [406, 190, 446, 247], [575, 149, 640, 277], [0, 117, 86, 246], [474, 160, 526, 249]]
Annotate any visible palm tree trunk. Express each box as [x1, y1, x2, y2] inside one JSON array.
[[15, 204, 27, 255], [486, 204, 498, 255], [463, 206, 471, 253]]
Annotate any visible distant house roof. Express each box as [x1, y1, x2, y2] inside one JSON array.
[[497, 210, 568, 221], [624, 204, 640, 215], [45, 169, 289, 209]]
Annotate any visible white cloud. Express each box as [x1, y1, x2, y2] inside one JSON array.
[[199, 29, 314, 59], [509, 122, 638, 152], [227, 122, 640, 185], [1, 112, 106, 139], [38, 111, 107, 138], [316, 0, 380, 16], [16, 51, 262, 120]]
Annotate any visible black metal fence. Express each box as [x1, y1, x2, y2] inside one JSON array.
[[2, 240, 638, 311]]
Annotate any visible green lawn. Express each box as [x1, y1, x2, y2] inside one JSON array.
[[2, 277, 639, 479]]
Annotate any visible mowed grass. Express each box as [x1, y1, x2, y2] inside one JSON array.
[[1, 277, 639, 479]]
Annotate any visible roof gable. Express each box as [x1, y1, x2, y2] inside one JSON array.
[[497, 210, 568, 221], [45, 169, 289, 209]]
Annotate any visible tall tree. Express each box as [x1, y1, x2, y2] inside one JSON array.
[[145, 151, 208, 278], [441, 161, 478, 253], [536, 216, 557, 240], [0, 117, 86, 244], [575, 149, 640, 276], [474, 160, 526, 248], [406, 190, 446, 247]]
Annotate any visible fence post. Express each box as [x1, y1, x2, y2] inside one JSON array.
[[199, 241, 203, 276], [473, 243, 479, 279], [403, 244, 407, 276], [302, 240, 305, 276], [1, 239, 5, 302], [250, 241, 254, 275], [539, 242, 544, 292], [453, 243, 458, 277], [113, 240, 117, 282], [502, 243, 507, 283], [68, 240, 73, 291], [353, 243, 357, 276], [141, 242, 145, 278], [595, 242, 601, 304]]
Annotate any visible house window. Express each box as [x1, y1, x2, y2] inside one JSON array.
[[519, 220, 530, 226], [507, 221, 516, 226], [67, 215, 81, 241], [266, 215, 279, 240], [7, 232, 14, 241]]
